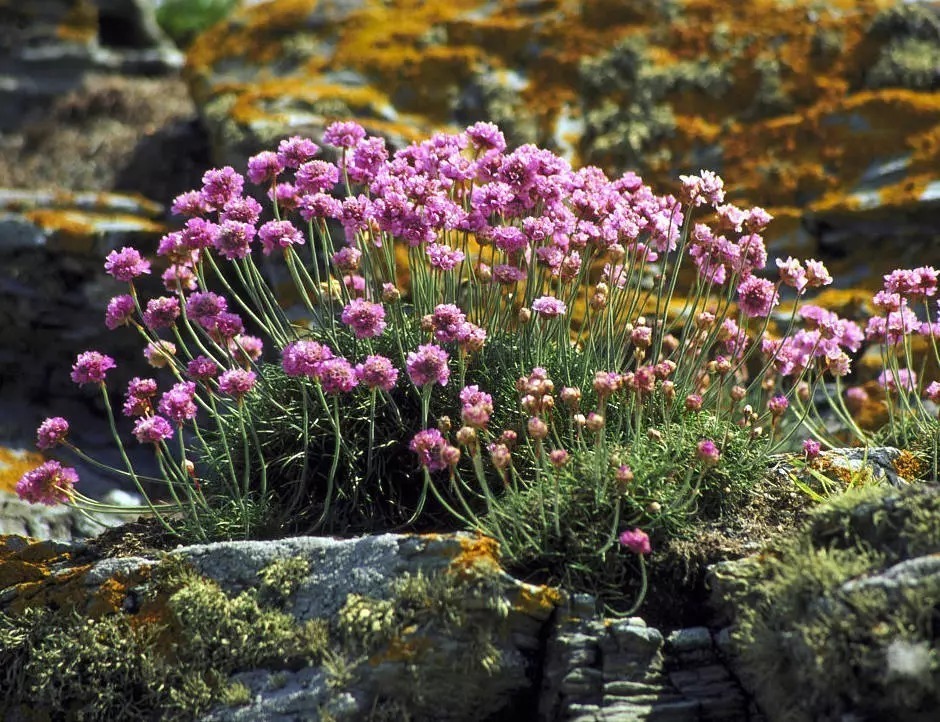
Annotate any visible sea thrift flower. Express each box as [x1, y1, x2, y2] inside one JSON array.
[[426, 243, 465, 271], [355, 355, 398, 391], [410, 428, 447, 472], [488, 442, 512, 470], [549, 449, 569, 468], [171, 190, 208, 217], [616, 464, 634, 485], [259, 220, 304, 255], [201, 166, 244, 209], [527, 417, 549, 439], [158, 381, 198, 424], [71, 351, 116, 385], [768, 395, 789, 417], [209, 311, 245, 340], [217, 369, 257, 400], [406, 344, 450, 387], [105, 294, 136, 330], [185, 292, 228, 327], [803, 439, 821, 459], [737, 276, 779, 318], [323, 120, 367, 149], [143, 296, 181, 329], [36, 417, 69, 450], [104, 247, 150, 282], [776, 257, 808, 292], [180, 218, 219, 251], [318, 357, 359, 394], [144, 341, 176, 369], [332, 246, 362, 273], [213, 220, 255, 260], [133, 415, 174, 444], [187, 355, 219, 382], [531, 295, 567, 318], [696, 439, 721, 466], [221, 195, 263, 225], [427, 304, 467, 344], [341, 299, 387, 339], [282, 340, 333, 377], [685, 394, 703, 412], [924, 381, 940, 404], [618, 528, 651, 555], [878, 368, 918, 393], [16, 461, 78, 505], [277, 136, 319, 169], [229, 335, 264, 365], [804, 259, 833, 288], [295, 160, 340, 195], [162, 264, 198, 293], [247, 150, 283, 184]]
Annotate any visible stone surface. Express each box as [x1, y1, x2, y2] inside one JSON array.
[[184, 0, 940, 288], [0, 0, 182, 131]]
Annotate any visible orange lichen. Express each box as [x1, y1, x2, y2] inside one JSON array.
[[368, 628, 431, 665], [893, 449, 927, 482], [0, 447, 45, 495], [447, 533, 502, 581], [512, 584, 563, 618], [55, 0, 98, 45]]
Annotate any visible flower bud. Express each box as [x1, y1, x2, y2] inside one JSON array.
[[731, 385, 746, 402], [527, 416, 549, 439], [437, 416, 452, 434], [441, 444, 461, 467], [646, 501, 662, 515], [586, 413, 605, 432], [647, 428, 663, 442], [456, 426, 478, 448], [549, 449, 569, 468], [518, 307, 532, 324], [560, 386, 581, 410]]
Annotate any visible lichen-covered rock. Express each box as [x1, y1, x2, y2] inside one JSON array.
[[0, 531, 564, 721], [184, 0, 940, 286], [0, 0, 182, 131], [708, 482, 940, 722]]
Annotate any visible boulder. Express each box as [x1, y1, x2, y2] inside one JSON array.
[[708, 482, 940, 722], [183, 1, 940, 288]]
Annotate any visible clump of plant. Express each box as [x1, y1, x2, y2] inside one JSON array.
[[16, 119, 940, 610], [728, 483, 940, 721]]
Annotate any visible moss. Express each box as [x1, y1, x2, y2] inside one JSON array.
[[867, 38, 940, 91], [1, 554, 330, 721], [729, 483, 940, 721], [257, 556, 311, 604]]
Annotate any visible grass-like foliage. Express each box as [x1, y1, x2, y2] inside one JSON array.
[[18, 121, 940, 610]]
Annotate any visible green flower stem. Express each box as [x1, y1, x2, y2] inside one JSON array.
[[311, 395, 342, 531], [622, 554, 648, 616]]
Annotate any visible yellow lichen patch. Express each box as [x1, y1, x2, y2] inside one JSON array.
[[511, 584, 563, 619], [6, 564, 93, 616], [86, 568, 152, 618], [893, 449, 927, 482], [0, 447, 45, 495], [368, 628, 431, 665], [22, 209, 165, 254], [448, 533, 502, 581]]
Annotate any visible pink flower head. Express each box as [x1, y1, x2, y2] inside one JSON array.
[[924, 381, 940, 404], [618, 528, 651, 555], [213, 220, 256, 260], [71, 351, 116, 385], [410, 428, 447, 472], [276, 136, 319, 169], [171, 190, 209, 218], [776, 257, 808, 292], [259, 220, 305, 255], [201, 166, 244, 209], [158, 381, 198, 424], [355, 355, 399, 391], [317, 357, 359, 394], [162, 264, 198, 293], [531, 295, 567, 319], [736, 276, 779, 318], [878, 368, 918, 393], [229, 334, 264, 365], [16, 460, 78, 505], [133, 415, 174, 444], [104, 247, 151, 282], [679, 170, 725, 207], [143, 296, 181, 330], [323, 121, 367, 149], [36, 417, 69, 450], [247, 150, 284, 185], [465, 121, 506, 152], [123, 378, 157, 417], [105, 294, 136, 330], [208, 312, 245, 341], [460, 385, 494, 428], [696, 439, 721, 466], [281, 340, 334, 377], [221, 196, 263, 225], [341, 299, 387, 339], [426, 243, 465, 271], [295, 160, 340, 195], [426, 304, 467, 344], [804, 259, 833, 288], [803, 438, 821, 459], [185, 291, 228, 328], [549, 449, 569, 468], [187, 355, 219, 382], [685, 393, 703, 411], [332, 246, 362, 273], [406, 344, 451, 387], [180, 218, 220, 251], [217, 368, 257, 400], [768, 395, 789, 417]]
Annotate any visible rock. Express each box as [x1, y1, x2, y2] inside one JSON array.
[[708, 482, 940, 722], [183, 0, 940, 288], [0, 531, 563, 721], [0, 0, 183, 131], [0, 488, 134, 543]]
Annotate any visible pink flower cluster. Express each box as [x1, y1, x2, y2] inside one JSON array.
[[16, 461, 78, 505]]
